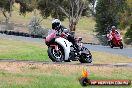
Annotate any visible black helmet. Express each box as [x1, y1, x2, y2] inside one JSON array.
[[52, 19, 61, 30]]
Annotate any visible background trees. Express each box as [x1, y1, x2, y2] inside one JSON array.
[[0, 0, 132, 44], [37, 0, 91, 31], [15, 0, 35, 15], [95, 0, 127, 35], [124, 0, 132, 44], [125, 24, 132, 44], [95, 0, 132, 44], [0, 0, 93, 31], [0, 0, 14, 23], [0, 0, 35, 23]]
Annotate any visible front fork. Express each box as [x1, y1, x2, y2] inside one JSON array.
[[50, 45, 59, 51], [77, 42, 83, 51]]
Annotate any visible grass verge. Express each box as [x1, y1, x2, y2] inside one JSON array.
[[0, 39, 48, 61], [0, 62, 132, 88], [0, 39, 132, 88], [0, 39, 132, 64], [92, 51, 132, 64]]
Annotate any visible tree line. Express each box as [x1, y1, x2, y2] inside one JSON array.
[[0, 0, 95, 31], [0, 0, 132, 44], [96, 0, 132, 44]]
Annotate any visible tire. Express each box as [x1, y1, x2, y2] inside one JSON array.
[[79, 47, 92, 63], [48, 45, 64, 62], [120, 42, 123, 49], [64, 60, 71, 62], [108, 41, 111, 46], [110, 42, 114, 48]]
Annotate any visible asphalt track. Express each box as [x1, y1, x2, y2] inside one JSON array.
[[0, 33, 132, 58], [84, 44, 132, 58], [0, 33, 132, 67]]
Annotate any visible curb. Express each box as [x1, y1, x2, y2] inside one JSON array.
[[0, 30, 46, 39]]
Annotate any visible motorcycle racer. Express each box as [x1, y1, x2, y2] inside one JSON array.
[[45, 19, 92, 62], [107, 26, 120, 42], [106, 26, 123, 49], [52, 19, 80, 52], [109, 26, 120, 39]]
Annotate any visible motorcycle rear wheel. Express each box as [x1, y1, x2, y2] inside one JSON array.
[[79, 47, 92, 63]]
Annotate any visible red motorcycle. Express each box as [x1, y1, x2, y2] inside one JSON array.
[[109, 34, 123, 49], [45, 29, 92, 63]]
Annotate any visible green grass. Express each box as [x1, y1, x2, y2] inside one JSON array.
[[0, 39, 48, 61], [0, 63, 132, 88], [0, 71, 80, 88], [0, 39, 132, 88], [0, 39, 132, 63], [92, 51, 132, 64]]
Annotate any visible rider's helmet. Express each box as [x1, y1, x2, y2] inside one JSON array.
[[111, 26, 116, 32], [52, 19, 61, 30]]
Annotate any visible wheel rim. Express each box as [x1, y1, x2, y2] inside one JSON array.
[[52, 49, 63, 61], [85, 55, 92, 62], [120, 45, 123, 49], [81, 47, 92, 62]]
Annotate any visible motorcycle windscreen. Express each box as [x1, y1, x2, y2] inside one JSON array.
[[46, 30, 56, 42], [115, 34, 121, 41], [48, 29, 56, 35]]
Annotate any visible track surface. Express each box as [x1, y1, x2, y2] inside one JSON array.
[[0, 33, 132, 67], [84, 44, 132, 58], [0, 33, 132, 58], [0, 33, 43, 43], [0, 59, 132, 67]]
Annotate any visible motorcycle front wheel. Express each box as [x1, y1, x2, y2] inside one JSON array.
[[119, 42, 123, 49], [48, 45, 64, 62], [109, 41, 114, 48]]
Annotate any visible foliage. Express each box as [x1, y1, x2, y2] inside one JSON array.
[[95, 0, 127, 34], [0, 0, 93, 31], [123, 0, 132, 44], [0, 0, 14, 22], [0, 0, 35, 23], [37, 0, 91, 31], [124, 24, 132, 44], [28, 16, 48, 37], [15, 0, 37, 15], [0, 0, 11, 12], [118, 0, 132, 30]]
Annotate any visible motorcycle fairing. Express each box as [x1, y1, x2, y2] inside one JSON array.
[[55, 37, 72, 60]]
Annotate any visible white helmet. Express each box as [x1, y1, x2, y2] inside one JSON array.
[[112, 26, 116, 29]]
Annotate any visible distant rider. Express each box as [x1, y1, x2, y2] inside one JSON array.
[[107, 26, 120, 42]]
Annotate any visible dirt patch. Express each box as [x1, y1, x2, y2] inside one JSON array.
[[0, 61, 132, 78]]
